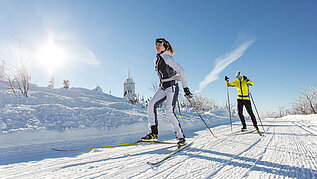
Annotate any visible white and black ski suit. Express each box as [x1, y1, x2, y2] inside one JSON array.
[[148, 51, 188, 139]]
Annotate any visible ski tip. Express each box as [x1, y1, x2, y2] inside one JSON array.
[[147, 162, 155, 165], [52, 148, 71, 152], [52, 148, 61, 151]]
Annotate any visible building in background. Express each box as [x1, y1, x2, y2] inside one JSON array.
[[123, 69, 136, 102], [0, 60, 5, 80]]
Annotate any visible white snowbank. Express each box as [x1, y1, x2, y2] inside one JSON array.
[[0, 85, 235, 148]]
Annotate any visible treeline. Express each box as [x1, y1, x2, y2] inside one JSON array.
[[265, 87, 317, 118]]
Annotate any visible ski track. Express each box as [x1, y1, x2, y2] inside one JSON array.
[[1, 118, 317, 178], [204, 129, 268, 178], [2, 144, 170, 178], [293, 121, 317, 136], [147, 132, 240, 178]]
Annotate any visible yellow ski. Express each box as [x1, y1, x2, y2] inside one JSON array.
[[52, 141, 177, 152], [147, 142, 193, 165]]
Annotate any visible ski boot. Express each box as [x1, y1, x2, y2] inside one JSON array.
[[177, 138, 186, 147], [241, 128, 247, 132], [140, 133, 158, 141]]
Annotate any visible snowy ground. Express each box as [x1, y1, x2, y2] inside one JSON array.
[[1, 115, 317, 179], [1, 82, 317, 178]]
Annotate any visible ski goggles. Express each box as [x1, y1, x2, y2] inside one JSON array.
[[155, 38, 166, 44], [236, 75, 241, 78], [155, 38, 168, 48]]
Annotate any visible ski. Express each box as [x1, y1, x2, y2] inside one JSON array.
[[232, 130, 256, 134], [231, 130, 263, 136], [52, 141, 177, 152], [147, 142, 193, 165]]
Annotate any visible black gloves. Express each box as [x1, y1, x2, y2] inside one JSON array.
[[183, 87, 193, 98], [225, 76, 229, 82], [243, 76, 249, 82]]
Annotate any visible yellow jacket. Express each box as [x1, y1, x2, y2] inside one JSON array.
[[226, 78, 254, 100]]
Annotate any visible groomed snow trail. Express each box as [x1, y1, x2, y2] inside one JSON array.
[[1, 117, 317, 179]]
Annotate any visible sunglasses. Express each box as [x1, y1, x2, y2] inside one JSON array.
[[236, 75, 241, 78]]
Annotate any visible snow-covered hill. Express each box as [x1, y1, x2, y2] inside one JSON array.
[[0, 80, 231, 134], [1, 81, 316, 178], [0, 81, 232, 157], [0, 82, 145, 133]]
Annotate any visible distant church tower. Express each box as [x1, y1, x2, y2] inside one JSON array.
[[123, 69, 136, 102], [0, 60, 5, 80]]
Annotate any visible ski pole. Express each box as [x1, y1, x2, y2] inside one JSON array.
[[177, 99, 182, 118], [226, 86, 233, 132], [249, 92, 266, 133], [185, 96, 217, 139]]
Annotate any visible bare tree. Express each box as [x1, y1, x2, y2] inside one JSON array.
[[301, 87, 317, 114], [192, 94, 210, 111], [2, 43, 31, 97], [180, 93, 220, 112], [292, 87, 317, 114], [63, 80, 70, 89], [147, 80, 221, 111], [15, 63, 30, 97], [278, 106, 287, 117]]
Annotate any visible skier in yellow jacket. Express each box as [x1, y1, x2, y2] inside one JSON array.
[[225, 71, 259, 131]]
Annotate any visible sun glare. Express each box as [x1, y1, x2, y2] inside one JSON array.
[[35, 37, 67, 75]]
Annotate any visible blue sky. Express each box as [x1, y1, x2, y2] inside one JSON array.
[[1, 0, 317, 113]]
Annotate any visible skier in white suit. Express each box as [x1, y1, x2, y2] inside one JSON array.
[[140, 38, 193, 146]]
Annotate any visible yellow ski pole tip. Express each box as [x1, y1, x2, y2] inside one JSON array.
[[215, 136, 218, 138], [179, 115, 182, 118]]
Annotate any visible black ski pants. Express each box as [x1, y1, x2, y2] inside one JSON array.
[[237, 99, 258, 129]]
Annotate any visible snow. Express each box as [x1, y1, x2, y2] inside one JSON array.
[[1, 82, 317, 178]]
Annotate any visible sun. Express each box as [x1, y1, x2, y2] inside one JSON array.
[[35, 37, 67, 75]]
